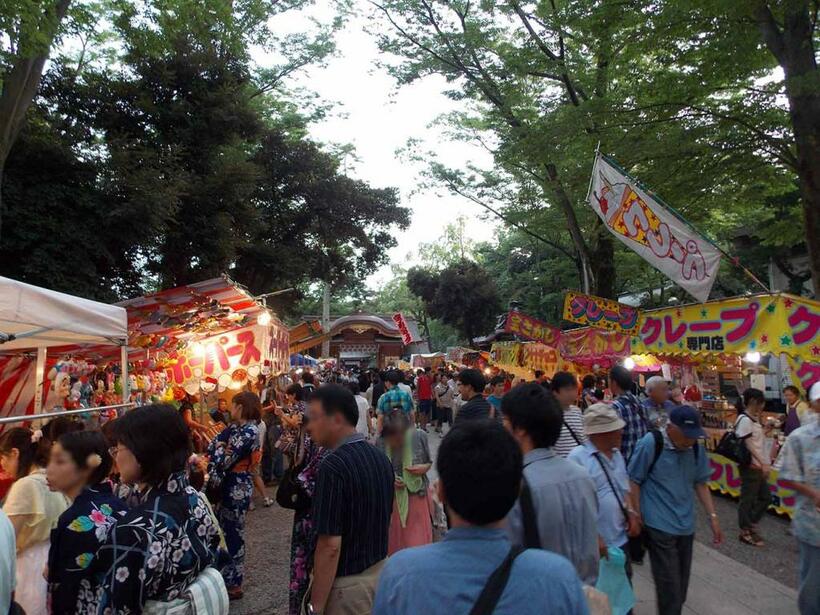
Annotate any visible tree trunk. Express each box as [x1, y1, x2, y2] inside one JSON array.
[[590, 219, 616, 298], [755, 1, 820, 296], [0, 0, 72, 242], [542, 163, 595, 292]]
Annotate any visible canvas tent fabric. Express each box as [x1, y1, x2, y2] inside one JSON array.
[[0, 277, 127, 351]]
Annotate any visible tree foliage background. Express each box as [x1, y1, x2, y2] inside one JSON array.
[[0, 0, 410, 303]]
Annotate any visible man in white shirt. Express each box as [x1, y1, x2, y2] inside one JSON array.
[[0, 509, 16, 614], [351, 382, 371, 437]]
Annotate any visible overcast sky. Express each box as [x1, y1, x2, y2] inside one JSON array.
[[266, 2, 498, 287]]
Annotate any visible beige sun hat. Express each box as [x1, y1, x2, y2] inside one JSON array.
[[583, 403, 626, 436]]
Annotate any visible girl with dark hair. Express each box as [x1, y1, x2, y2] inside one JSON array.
[[735, 388, 772, 547], [0, 427, 69, 615], [275, 383, 306, 459], [206, 391, 261, 599], [46, 431, 127, 615], [79, 405, 222, 613]]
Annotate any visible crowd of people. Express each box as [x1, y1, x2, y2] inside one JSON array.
[[0, 363, 817, 615]]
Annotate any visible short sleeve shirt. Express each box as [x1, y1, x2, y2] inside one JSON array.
[[312, 435, 394, 576], [2, 469, 69, 551], [377, 388, 414, 415], [779, 419, 820, 546]]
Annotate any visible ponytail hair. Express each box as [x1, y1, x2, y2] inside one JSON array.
[[0, 427, 52, 479]]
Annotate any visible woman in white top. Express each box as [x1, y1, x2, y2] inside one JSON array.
[[734, 388, 771, 547], [0, 427, 69, 615]]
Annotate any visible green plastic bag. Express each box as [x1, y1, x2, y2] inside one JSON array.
[[595, 546, 635, 615]]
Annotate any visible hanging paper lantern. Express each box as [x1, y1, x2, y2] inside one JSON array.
[[261, 360, 271, 376], [232, 368, 248, 383], [247, 365, 261, 379]]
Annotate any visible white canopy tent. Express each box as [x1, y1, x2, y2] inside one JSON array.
[[0, 276, 129, 415]]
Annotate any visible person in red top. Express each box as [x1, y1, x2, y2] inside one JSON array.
[[415, 368, 434, 431]]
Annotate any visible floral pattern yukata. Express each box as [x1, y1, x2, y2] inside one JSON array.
[[289, 431, 328, 615], [47, 482, 127, 615], [207, 421, 259, 589], [78, 471, 221, 614]]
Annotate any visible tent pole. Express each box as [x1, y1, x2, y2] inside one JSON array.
[[121, 346, 129, 417], [33, 347, 46, 416]]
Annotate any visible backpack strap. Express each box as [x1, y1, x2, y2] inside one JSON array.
[[645, 429, 665, 478], [468, 545, 527, 615]]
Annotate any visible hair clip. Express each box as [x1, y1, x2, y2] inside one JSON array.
[[30, 429, 43, 443], [86, 454, 102, 469]]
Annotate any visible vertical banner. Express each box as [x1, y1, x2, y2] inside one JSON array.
[[392, 313, 415, 345], [587, 154, 721, 302]]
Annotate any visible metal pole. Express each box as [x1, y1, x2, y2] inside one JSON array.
[[120, 345, 130, 417], [33, 347, 46, 415], [321, 282, 331, 358], [0, 403, 135, 425]]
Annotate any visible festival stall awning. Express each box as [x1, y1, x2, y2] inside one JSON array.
[[0, 276, 128, 351], [291, 353, 318, 367]]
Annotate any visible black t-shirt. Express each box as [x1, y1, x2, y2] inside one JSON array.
[[312, 435, 394, 577]]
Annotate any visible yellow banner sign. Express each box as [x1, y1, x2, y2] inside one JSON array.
[[631, 293, 820, 362], [563, 291, 641, 334]]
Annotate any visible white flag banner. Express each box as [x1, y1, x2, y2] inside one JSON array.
[[587, 154, 721, 303]]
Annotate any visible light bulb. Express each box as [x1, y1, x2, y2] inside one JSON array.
[[623, 357, 636, 370], [744, 351, 761, 363], [257, 311, 272, 326]]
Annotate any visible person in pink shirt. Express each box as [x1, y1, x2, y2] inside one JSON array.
[[415, 368, 434, 431]]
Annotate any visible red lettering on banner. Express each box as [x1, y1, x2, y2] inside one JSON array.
[[720, 302, 759, 343], [663, 315, 687, 344], [641, 317, 662, 345], [788, 305, 820, 345]]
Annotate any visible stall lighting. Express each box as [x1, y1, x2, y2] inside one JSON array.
[[257, 311, 272, 326], [484, 368, 492, 376], [295, 368, 304, 374], [623, 357, 636, 370], [188, 341, 205, 357], [744, 351, 761, 364]]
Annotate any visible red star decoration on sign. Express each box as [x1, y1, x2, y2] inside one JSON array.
[[760, 334, 769, 344], [813, 345, 820, 356], [784, 298, 794, 308]]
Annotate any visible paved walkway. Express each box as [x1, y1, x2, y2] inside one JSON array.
[[632, 541, 799, 614]]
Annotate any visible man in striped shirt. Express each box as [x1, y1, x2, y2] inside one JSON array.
[[551, 371, 588, 457], [307, 384, 394, 615]]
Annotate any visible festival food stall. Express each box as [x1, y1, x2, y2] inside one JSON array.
[[560, 290, 820, 518], [0, 276, 129, 422]]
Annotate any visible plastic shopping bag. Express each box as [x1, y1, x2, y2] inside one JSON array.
[[595, 546, 635, 615]]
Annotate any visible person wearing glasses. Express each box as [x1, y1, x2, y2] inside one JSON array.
[[81, 405, 222, 614]]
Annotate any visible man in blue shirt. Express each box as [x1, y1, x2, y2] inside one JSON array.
[[642, 375, 675, 429], [778, 381, 820, 614], [502, 383, 600, 585], [610, 365, 649, 461], [373, 421, 588, 615], [628, 405, 723, 615], [568, 403, 640, 580], [376, 370, 414, 432]]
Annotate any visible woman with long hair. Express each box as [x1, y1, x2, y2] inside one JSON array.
[[207, 391, 261, 600], [46, 430, 127, 615], [0, 427, 69, 615], [80, 404, 222, 613], [376, 411, 433, 555]]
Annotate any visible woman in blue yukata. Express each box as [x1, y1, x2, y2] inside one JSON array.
[[46, 430, 127, 615], [207, 391, 261, 600], [80, 404, 223, 614]]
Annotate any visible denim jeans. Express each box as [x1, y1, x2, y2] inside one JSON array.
[[645, 527, 694, 615], [799, 540, 820, 615]]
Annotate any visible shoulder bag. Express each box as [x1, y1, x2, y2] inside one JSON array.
[[469, 545, 526, 615], [715, 414, 752, 467]]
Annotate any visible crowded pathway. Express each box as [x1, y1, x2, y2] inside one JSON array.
[[233, 427, 801, 615]]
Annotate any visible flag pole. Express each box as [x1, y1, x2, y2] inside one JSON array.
[[598, 152, 771, 294]]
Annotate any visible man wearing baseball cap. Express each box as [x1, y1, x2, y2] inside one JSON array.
[[568, 404, 641, 584], [778, 381, 820, 614], [628, 405, 723, 615]]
